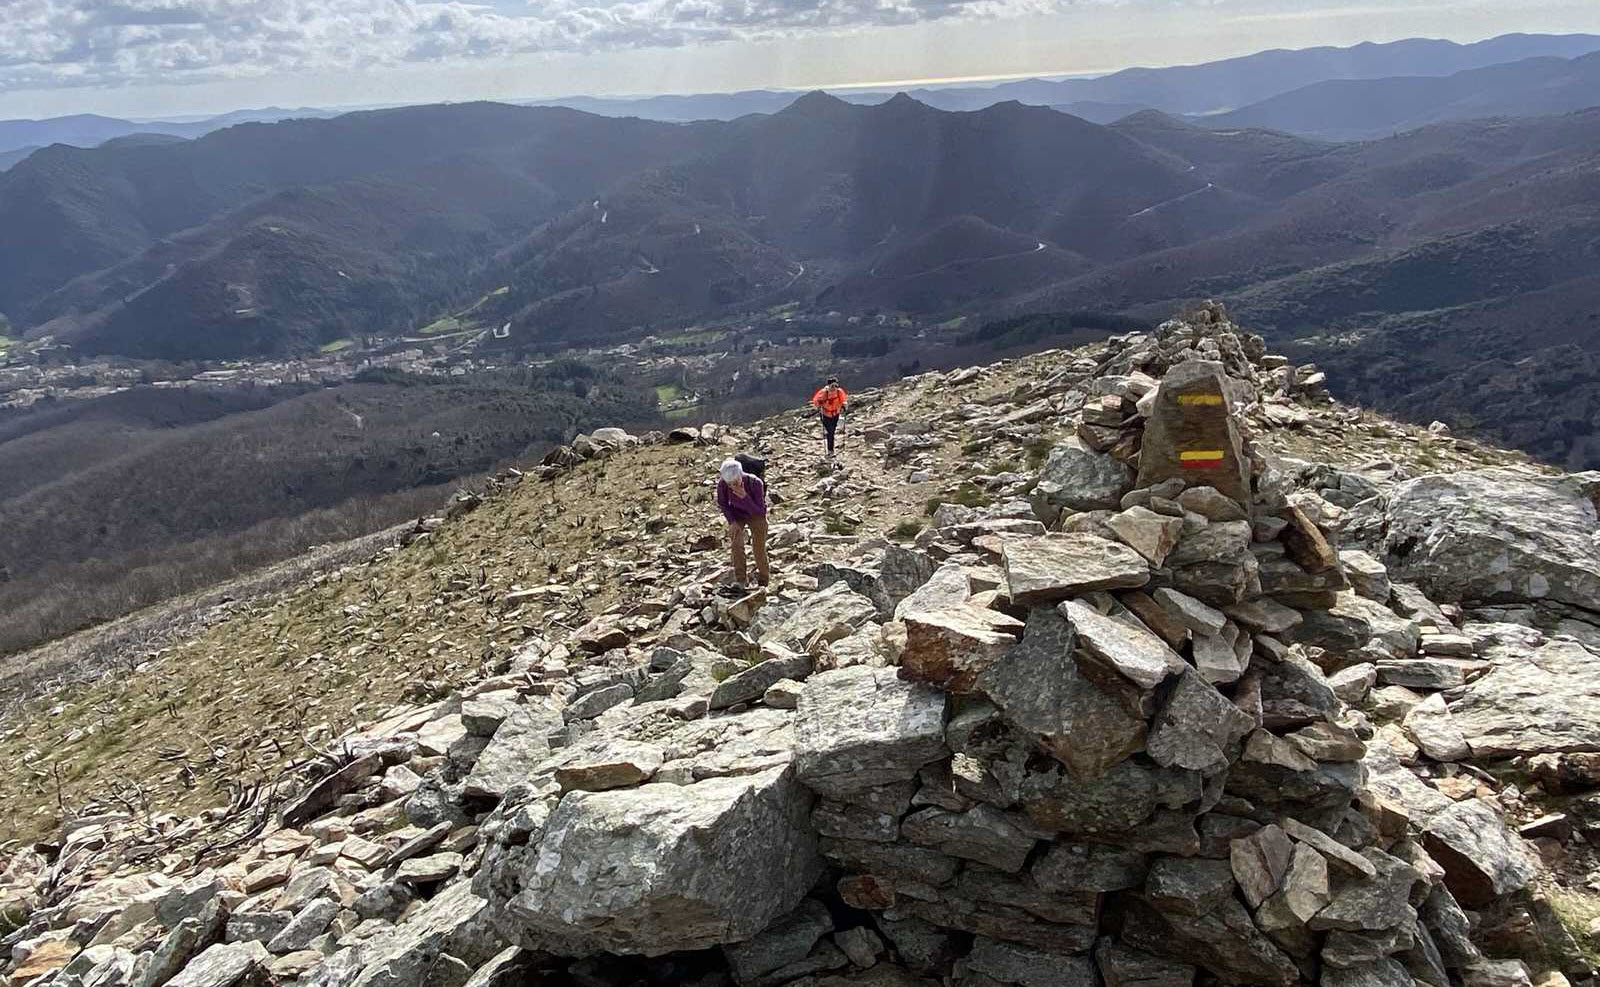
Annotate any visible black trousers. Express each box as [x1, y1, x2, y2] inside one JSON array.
[[821, 414, 839, 453]]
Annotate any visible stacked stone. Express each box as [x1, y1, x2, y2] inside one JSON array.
[[765, 350, 1512, 987]]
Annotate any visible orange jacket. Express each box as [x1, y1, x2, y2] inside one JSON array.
[[812, 386, 848, 417]]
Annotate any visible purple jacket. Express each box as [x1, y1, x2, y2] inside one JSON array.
[[717, 475, 767, 523]]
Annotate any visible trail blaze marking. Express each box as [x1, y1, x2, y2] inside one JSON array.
[[1177, 394, 1224, 406], [1180, 450, 1225, 470]]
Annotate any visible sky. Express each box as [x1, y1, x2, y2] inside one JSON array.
[[3, 0, 1600, 119]]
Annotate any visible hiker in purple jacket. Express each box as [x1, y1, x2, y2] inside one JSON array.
[[717, 458, 770, 587]]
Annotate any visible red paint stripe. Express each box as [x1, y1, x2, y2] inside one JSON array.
[[1181, 460, 1224, 470]]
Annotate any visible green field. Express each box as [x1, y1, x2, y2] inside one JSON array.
[[417, 286, 510, 336], [419, 316, 462, 336], [319, 338, 355, 353], [654, 383, 683, 403]]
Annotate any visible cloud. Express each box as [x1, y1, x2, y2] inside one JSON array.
[[0, 0, 1084, 91]]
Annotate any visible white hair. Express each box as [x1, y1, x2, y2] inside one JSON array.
[[719, 459, 744, 484]]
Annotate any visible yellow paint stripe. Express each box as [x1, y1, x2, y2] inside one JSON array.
[[1177, 394, 1224, 406], [1179, 450, 1225, 462]]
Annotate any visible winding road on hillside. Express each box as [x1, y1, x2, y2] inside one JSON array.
[[1129, 183, 1216, 218], [870, 240, 1050, 280]]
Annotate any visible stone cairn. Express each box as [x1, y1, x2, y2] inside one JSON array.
[[1, 305, 1557, 987]]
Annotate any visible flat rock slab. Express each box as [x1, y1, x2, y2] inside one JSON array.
[[763, 583, 879, 651], [1002, 534, 1150, 606], [1062, 600, 1184, 693], [495, 766, 821, 955], [1146, 667, 1255, 776], [900, 604, 1025, 693], [793, 667, 948, 800], [1380, 470, 1600, 611], [464, 703, 565, 800], [553, 740, 666, 792], [893, 563, 973, 621], [165, 942, 270, 987], [1032, 439, 1136, 519], [711, 654, 814, 710], [900, 804, 1039, 873], [1421, 798, 1538, 907], [1448, 639, 1600, 758], [1106, 507, 1184, 567]]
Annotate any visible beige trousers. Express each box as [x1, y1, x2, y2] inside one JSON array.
[[729, 516, 770, 586]]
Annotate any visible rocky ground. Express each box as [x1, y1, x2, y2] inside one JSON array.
[[2, 303, 1598, 987]]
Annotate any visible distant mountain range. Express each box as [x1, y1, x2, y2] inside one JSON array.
[[524, 33, 1600, 121], [0, 107, 338, 164], [1205, 50, 1600, 139], [6, 31, 1598, 175], [4, 33, 1600, 466]]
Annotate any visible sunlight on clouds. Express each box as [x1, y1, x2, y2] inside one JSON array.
[[0, 0, 1099, 90]]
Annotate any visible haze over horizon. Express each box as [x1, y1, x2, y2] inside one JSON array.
[[5, 0, 1600, 120]]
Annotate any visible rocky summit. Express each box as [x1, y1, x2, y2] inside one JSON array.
[[3, 301, 1599, 987]]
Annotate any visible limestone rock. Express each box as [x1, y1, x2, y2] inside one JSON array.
[[1096, 941, 1195, 987], [1033, 842, 1149, 893], [1402, 695, 1471, 762], [1002, 535, 1150, 606], [894, 563, 973, 621], [1340, 551, 1392, 602], [1122, 894, 1300, 987], [722, 899, 833, 986], [1107, 507, 1184, 566], [976, 606, 1146, 781], [712, 652, 814, 710], [348, 881, 502, 987], [265, 899, 338, 954], [900, 604, 1025, 693], [1448, 639, 1600, 757], [962, 937, 1097, 987], [553, 740, 666, 792], [1031, 439, 1135, 522], [1146, 668, 1255, 776], [489, 766, 820, 955], [1018, 760, 1200, 839], [900, 805, 1039, 873], [1421, 799, 1538, 906], [393, 852, 463, 884], [764, 582, 879, 651], [1281, 505, 1339, 573], [1063, 600, 1183, 693], [163, 943, 269, 987], [1145, 857, 1237, 914], [1309, 849, 1422, 933], [1232, 824, 1294, 910], [1323, 958, 1414, 987], [1255, 653, 1340, 729], [1153, 589, 1225, 636], [1380, 470, 1600, 612], [1177, 486, 1248, 522], [1225, 598, 1303, 635], [464, 702, 565, 801], [793, 667, 948, 800]]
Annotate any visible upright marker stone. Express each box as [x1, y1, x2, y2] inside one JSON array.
[[1136, 360, 1251, 507]]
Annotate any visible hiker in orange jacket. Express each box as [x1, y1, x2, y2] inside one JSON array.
[[811, 376, 848, 456]]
